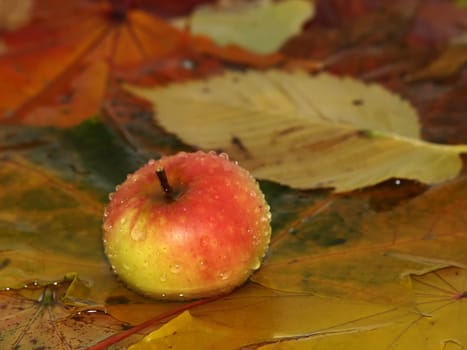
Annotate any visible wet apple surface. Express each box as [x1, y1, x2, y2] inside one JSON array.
[[103, 151, 271, 300]]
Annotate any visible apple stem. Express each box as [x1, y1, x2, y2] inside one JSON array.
[[156, 167, 175, 201]]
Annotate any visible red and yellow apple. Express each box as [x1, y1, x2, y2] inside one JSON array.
[[102, 151, 271, 300]]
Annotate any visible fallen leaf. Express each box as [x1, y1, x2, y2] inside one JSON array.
[[184, 0, 314, 54], [406, 0, 467, 49], [403, 266, 467, 348], [126, 283, 404, 350], [0, 1, 279, 128], [409, 34, 467, 81], [0, 0, 33, 31], [0, 1, 187, 127], [252, 176, 467, 304], [126, 69, 467, 191], [0, 120, 146, 303], [126, 271, 467, 350], [0, 278, 131, 349]]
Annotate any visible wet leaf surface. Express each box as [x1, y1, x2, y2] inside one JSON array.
[[1, 0, 467, 349], [0, 278, 131, 349]]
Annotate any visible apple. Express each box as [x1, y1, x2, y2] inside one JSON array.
[[102, 151, 271, 300]]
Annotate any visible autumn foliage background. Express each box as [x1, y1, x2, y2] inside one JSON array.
[[1, 0, 467, 349]]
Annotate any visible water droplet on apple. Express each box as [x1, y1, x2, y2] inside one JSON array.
[[170, 264, 181, 274], [103, 222, 113, 231], [208, 150, 217, 156], [130, 228, 145, 241], [108, 193, 114, 200], [120, 217, 127, 225], [252, 234, 260, 246], [200, 237, 209, 247], [122, 264, 130, 271], [148, 159, 156, 166], [159, 274, 167, 282], [219, 152, 229, 160], [179, 293, 185, 298], [198, 259, 206, 269], [219, 271, 230, 280], [251, 259, 261, 270]]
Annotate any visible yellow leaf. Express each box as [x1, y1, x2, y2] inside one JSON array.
[[126, 70, 467, 192], [127, 283, 409, 350], [254, 267, 467, 349], [183, 0, 314, 54], [128, 311, 234, 350]]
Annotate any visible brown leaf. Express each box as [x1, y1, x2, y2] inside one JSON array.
[[0, 278, 131, 349]]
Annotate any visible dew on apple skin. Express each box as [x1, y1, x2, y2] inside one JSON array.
[[130, 228, 145, 241], [251, 258, 261, 270], [252, 234, 261, 247], [159, 274, 167, 282], [198, 259, 206, 269], [103, 221, 113, 231], [219, 152, 229, 160], [170, 264, 181, 274], [219, 271, 231, 280]]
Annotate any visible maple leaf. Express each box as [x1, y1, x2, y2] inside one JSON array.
[[0, 276, 131, 349], [0, 0, 282, 128], [253, 175, 467, 304], [1, 1, 467, 349]]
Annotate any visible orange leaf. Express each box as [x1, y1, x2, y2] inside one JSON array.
[[0, 0, 282, 128]]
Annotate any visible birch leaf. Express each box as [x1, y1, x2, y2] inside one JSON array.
[[126, 70, 467, 192], [186, 0, 314, 54]]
